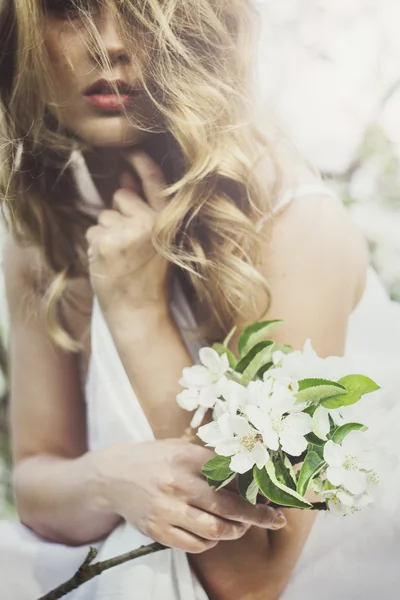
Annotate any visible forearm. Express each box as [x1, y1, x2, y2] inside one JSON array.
[[190, 509, 317, 600], [104, 301, 194, 438], [190, 528, 278, 600], [13, 451, 121, 545]]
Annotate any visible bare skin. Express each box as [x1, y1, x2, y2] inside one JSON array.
[[6, 172, 369, 599], [6, 5, 370, 600]]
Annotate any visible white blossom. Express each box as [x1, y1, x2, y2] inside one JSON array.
[[198, 413, 269, 474], [220, 380, 249, 416], [324, 431, 380, 495], [320, 487, 374, 516], [245, 379, 312, 456], [312, 405, 346, 440], [269, 339, 347, 382], [177, 348, 230, 427]]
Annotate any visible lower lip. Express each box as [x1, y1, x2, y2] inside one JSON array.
[[84, 93, 136, 111]]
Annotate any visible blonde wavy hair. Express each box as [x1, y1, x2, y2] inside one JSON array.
[[0, 0, 286, 350]]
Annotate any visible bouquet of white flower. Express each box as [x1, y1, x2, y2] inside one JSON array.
[[176, 320, 386, 516]]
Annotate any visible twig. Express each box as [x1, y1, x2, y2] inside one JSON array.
[[38, 542, 166, 600]]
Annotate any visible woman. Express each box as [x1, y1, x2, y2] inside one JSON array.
[[0, 1, 399, 599]]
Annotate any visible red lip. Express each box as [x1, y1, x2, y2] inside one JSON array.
[[84, 78, 137, 95], [83, 79, 138, 112]]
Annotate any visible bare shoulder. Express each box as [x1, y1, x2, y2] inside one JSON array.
[[244, 188, 371, 355], [3, 234, 51, 313], [262, 188, 370, 310], [3, 234, 92, 346]]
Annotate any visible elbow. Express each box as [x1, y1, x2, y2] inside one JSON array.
[[12, 467, 63, 544]]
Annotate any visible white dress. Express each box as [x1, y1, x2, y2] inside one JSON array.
[[1, 175, 400, 600]]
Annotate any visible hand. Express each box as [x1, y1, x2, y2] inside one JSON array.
[[94, 439, 287, 554], [85, 149, 170, 315]]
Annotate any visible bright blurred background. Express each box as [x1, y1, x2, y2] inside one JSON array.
[[1, 0, 400, 518]]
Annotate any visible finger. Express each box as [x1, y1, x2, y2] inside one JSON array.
[[85, 224, 102, 247], [172, 504, 250, 542], [121, 149, 168, 213], [97, 209, 125, 228], [112, 188, 155, 218], [85, 225, 102, 262], [193, 487, 287, 530], [158, 526, 219, 554], [120, 170, 142, 195]]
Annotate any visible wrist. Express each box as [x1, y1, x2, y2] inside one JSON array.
[[88, 446, 122, 516], [103, 299, 172, 343]]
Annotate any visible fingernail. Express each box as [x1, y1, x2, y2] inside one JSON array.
[[271, 511, 287, 529]]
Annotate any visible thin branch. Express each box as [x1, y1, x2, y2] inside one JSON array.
[[38, 542, 166, 600]]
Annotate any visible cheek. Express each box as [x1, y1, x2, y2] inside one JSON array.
[[44, 23, 86, 96]]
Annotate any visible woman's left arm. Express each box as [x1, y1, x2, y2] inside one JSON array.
[[189, 191, 370, 600]]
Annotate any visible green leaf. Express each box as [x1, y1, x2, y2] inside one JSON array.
[[257, 362, 274, 379], [305, 432, 325, 447], [331, 422, 368, 445], [212, 343, 237, 369], [254, 461, 312, 509], [321, 375, 380, 409], [237, 342, 276, 386], [310, 477, 324, 495], [272, 343, 293, 356], [308, 442, 325, 459], [223, 325, 237, 349], [236, 340, 274, 374], [274, 457, 296, 490], [296, 451, 325, 497], [202, 456, 233, 482], [238, 472, 259, 505], [238, 320, 283, 357], [296, 378, 346, 405], [283, 456, 297, 485], [213, 472, 237, 491]]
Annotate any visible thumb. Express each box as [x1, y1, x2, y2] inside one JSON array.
[[121, 148, 168, 213]]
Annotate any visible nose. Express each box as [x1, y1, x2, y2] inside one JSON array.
[[95, 8, 130, 65]]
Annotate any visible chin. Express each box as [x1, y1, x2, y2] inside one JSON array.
[[73, 116, 149, 148]]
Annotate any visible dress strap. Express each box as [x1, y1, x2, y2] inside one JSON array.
[[70, 150, 105, 218], [255, 182, 340, 233]]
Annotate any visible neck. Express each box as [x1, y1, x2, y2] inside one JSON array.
[[83, 132, 180, 207], [83, 148, 123, 208]]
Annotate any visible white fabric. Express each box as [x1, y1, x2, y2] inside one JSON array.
[[1, 174, 400, 599]]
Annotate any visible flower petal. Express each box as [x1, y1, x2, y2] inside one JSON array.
[[326, 465, 346, 487], [284, 412, 313, 435], [343, 470, 368, 495], [181, 365, 211, 388], [190, 406, 208, 429], [199, 347, 220, 371], [199, 347, 229, 376], [176, 388, 199, 411], [337, 489, 354, 507], [197, 421, 223, 446], [252, 443, 270, 470], [312, 406, 331, 441], [324, 440, 345, 467], [261, 423, 280, 451], [222, 380, 248, 414], [229, 450, 257, 474], [199, 385, 219, 408], [327, 497, 351, 516], [213, 399, 228, 420], [219, 413, 251, 439], [280, 432, 308, 456], [216, 439, 242, 457], [246, 405, 268, 432]]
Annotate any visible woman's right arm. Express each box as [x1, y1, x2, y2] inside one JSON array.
[[5, 235, 283, 549], [4, 235, 121, 545]]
